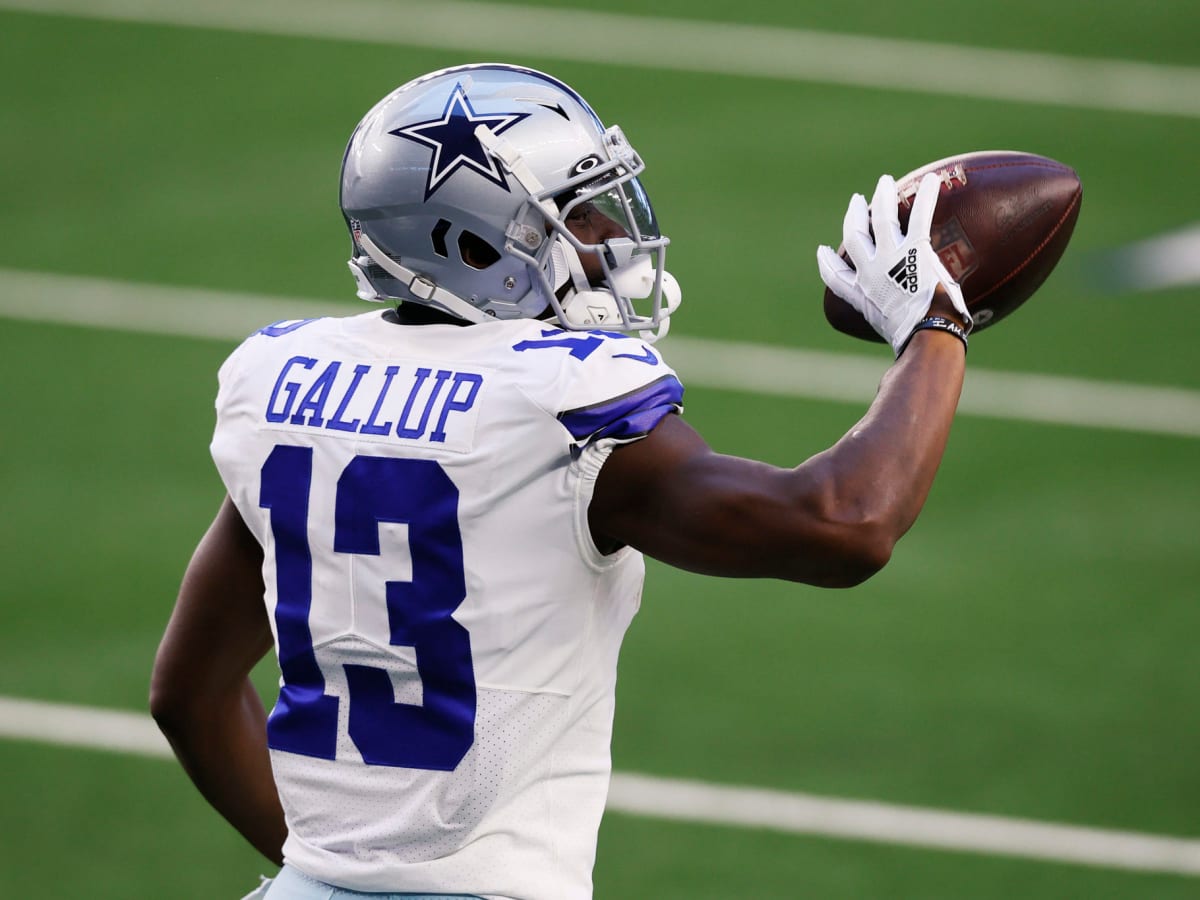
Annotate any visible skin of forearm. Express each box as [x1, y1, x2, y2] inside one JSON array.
[[823, 328, 966, 545], [158, 679, 287, 866]]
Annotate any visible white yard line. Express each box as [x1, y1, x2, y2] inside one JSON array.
[[0, 694, 171, 758], [2, 0, 1199, 118], [2, 694, 1199, 876], [2, 268, 1198, 438], [609, 774, 1200, 876], [664, 336, 1200, 438], [1103, 224, 1200, 292]]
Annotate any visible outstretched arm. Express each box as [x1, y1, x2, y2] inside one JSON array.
[[589, 296, 965, 588], [149, 496, 286, 865], [592, 172, 970, 587]]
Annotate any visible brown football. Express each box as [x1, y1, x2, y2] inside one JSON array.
[[823, 150, 1083, 342]]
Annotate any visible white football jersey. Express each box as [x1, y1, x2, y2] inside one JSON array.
[[210, 310, 684, 899]]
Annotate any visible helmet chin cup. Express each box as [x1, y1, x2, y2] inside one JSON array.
[[557, 266, 680, 344], [559, 289, 621, 329]]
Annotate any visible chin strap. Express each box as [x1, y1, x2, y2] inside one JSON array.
[[351, 230, 494, 324], [475, 126, 555, 210]]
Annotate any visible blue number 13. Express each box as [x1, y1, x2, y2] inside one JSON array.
[[259, 444, 475, 771]]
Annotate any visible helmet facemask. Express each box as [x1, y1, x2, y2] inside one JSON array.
[[494, 125, 681, 342]]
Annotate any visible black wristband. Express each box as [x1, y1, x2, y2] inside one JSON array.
[[898, 316, 969, 356]]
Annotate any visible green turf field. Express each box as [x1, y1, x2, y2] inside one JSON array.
[[1, 2, 1198, 897]]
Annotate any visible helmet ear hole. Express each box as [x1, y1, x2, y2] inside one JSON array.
[[459, 230, 501, 270], [431, 219, 452, 258]]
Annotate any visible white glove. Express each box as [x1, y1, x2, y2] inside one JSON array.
[[818, 172, 971, 356]]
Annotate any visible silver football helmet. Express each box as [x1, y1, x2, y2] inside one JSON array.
[[340, 63, 681, 339]]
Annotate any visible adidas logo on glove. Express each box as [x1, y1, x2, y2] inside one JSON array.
[[888, 249, 920, 294]]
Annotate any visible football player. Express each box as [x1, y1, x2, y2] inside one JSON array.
[[150, 63, 970, 900]]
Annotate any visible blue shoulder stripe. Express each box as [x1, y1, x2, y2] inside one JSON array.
[[557, 374, 684, 444]]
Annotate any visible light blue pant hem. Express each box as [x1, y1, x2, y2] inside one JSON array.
[[261, 863, 484, 900]]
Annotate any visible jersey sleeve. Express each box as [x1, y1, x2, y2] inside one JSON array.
[[540, 330, 684, 449], [557, 373, 683, 447]]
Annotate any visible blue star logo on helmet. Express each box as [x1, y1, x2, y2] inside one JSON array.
[[391, 83, 530, 201]]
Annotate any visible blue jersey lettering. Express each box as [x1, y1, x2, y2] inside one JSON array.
[[262, 357, 483, 445]]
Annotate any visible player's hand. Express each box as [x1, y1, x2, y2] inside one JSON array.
[[817, 172, 971, 356]]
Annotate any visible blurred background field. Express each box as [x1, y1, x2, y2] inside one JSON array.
[[1, 1, 1198, 897]]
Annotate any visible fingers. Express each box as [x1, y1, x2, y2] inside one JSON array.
[[817, 245, 866, 307], [922, 244, 972, 329], [906, 172, 941, 244], [841, 192, 873, 266], [817, 244, 852, 291], [869, 174, 902, 253]]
